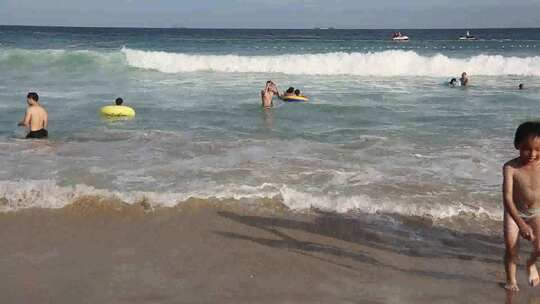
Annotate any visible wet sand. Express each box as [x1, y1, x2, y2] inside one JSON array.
[[0, 198, 539, 304]]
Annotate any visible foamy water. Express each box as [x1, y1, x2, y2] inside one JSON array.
[[1, 27, 539, 226], [123, 48, 540, 76]]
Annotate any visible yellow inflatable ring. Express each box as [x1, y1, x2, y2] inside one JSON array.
[[100, 105, 136, 117], [282, 95, 309, 102]]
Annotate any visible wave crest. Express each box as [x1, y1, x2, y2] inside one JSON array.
[[122, 48, 540, 76], [2, 48, 539, 77], [0, 180, 499, 221], [0, 48, 123, 69]]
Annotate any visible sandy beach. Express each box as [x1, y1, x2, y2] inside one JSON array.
[[1, 197, 538, 303]]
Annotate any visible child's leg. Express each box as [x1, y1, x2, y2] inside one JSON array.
[[504, 210, 520, 291], [528, 216, 540, 287]]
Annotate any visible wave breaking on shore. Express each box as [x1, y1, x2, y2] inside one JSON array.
[[0, 180, 499, 223]]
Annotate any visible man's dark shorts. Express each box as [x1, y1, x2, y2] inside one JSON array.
[[26, 129, 48, 139]]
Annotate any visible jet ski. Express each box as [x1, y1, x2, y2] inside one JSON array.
[[459, 31, 477, 41], [391, 32, 409, 41]]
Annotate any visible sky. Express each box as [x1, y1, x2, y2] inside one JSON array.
[[1, 0, 540, 28]]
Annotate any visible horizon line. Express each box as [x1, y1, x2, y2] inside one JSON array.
[[1, 24, 540, 31]]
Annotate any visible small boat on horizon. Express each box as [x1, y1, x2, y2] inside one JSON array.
[[459, 30, 477, 41], [392, 32, 409, 41]]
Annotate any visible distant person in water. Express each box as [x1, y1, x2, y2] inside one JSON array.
[[460, 72, 469, 86], [503, 121, 540, 292], [261, 81, 279, 109], [519, 84, 524, 90], [283, 87, 295, 97], [115, 97, 124, 105], [449, 78, 458, 87], [18, 92, 48, 139], [294, 89, 302, 96]]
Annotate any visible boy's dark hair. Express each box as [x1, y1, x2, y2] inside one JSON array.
[[115, 97, 123, 106], [27, 92, 39, 102], [294, 89, 301, 96], [519, 83, 524, 90], [514, 121, 540, 149], [286, 87, 294, 94]]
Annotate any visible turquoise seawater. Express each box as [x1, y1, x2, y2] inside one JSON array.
[[1, 26, 540, 222]]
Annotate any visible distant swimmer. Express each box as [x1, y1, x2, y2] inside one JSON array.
[[282, 87, 295, 98], [519, 83, 524, 90], [449, 78, 458, 87], [261, 80, 279, 109], [100, 97, 136, 117], [460, 72, 469, 86], [281, 88, 309, 102], [18, 92, 48, 139]]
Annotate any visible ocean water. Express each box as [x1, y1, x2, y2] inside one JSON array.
[[1, 26, 540, 227]]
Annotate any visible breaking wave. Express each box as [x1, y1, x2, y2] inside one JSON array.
[[122, 48, 540, 76], [2, 47, 539, 77], [0, 180, 499, 221]]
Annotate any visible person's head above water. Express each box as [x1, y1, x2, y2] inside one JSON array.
[[115, 97, 124, 106], [294, 89, 301, 96], [265, 80, 277, 89], [286, 87, 295, 94], [449, 78, 457, 84], [26, 92, 39, 105], [519, 83, 524, 90], [459, 72, 469, 85]]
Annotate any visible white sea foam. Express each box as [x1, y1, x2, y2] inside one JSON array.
[[3, 48, 539, 77], [0, 180, 281, 212], [122, 48, 540, 76], [0, 180, 500, 221], [279, 186, 498, 220]]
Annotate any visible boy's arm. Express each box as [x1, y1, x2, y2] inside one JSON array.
[[43, 112, 48, 129], [503, 164, 534, 240]]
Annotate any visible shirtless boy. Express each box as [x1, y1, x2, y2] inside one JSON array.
[[18, 92, 48, 139], [503, 121, 540, 291], [261, 81, 279, 109]]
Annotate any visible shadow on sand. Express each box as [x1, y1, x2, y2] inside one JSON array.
[[215, 210, 504, 284]]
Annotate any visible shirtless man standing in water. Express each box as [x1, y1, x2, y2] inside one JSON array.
[[18, 92, 48, 139], [261, 81, 279, 109]]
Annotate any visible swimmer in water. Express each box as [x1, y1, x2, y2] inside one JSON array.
[[18, 92, 48, 139], [115, 97, 124, 105], [285, 87, 295, 96], [460, 72, 469, 86], [519, 84, 524, 90], [280, 87, 295, 99], [449, 78, 458, 87], [261, 81, 279, 109], [294, 89, 302, 96]]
